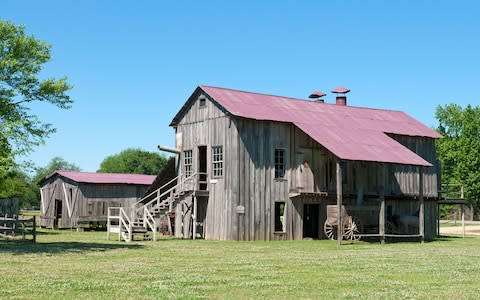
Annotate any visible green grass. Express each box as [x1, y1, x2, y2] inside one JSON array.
[[1, 230, 480, 299]]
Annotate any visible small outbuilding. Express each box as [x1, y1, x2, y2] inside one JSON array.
[[0, 198, 19, 216], [40, 171, 155, 229]]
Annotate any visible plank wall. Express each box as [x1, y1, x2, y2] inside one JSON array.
[[40, 176, 147, 228], [174, 93, 440, 240]]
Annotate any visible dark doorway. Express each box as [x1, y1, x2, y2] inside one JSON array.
[[303, 204, 320, 239], [195, 196, 208, 239], [198, 146, 207, 190], [54, 199, 62, 228]]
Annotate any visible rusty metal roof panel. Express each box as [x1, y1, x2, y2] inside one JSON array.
[[198, 85, 440, 166]]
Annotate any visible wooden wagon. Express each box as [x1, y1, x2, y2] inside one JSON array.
[[324, 205, 361, 241]]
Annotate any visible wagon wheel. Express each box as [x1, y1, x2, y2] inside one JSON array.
[[348, 217, 362, 241], [344, 217, 363, 241], [324, 220, 337, 240]]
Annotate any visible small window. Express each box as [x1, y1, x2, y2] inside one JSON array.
[[199, 98, 206, 108], [274, 202, 286, 232], [184, 150, 193, 177], [212, 146, 223, 177], [274, 149, 285, 178]]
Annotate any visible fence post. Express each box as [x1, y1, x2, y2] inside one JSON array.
[[32, 216, 36, 243]]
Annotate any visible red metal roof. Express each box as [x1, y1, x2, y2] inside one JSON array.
[[51, 170, 156, 185], [197, 85, 442, 166]]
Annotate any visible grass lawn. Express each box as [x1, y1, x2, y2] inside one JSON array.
[[1, 230, 480, 299]]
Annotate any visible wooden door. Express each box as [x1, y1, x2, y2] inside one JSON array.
[[198, 146, 207, 190], [296, 149, 314, 193], [303, 204, 320, 239]]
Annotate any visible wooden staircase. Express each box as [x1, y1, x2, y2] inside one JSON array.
[[107, 173, 199, 242]]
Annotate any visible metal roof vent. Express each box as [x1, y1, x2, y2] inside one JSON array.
[[308, 91, 326, 103], [332, 87, 350, 106]]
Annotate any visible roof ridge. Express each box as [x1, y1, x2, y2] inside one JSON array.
[[57, 170, 156, 177], [200, 84, 307, 102], [200, 84, 405, 114]]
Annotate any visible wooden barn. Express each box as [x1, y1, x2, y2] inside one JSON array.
[[110, 85, 442, 243], [40, 171, 155, 229]]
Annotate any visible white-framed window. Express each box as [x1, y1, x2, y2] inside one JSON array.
[[274, 149, 285, 178], [274, 201, 286, 232], [212, 146, 223, 177], [184, 150, 193, 177]]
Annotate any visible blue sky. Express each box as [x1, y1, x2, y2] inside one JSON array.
[[3, 1, 479, 172]]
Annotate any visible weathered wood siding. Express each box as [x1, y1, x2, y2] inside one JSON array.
[[389, 134, 439, 198], [40, 176, 148, 228], [174, 94, 439, 240], [175, 92, 230, 240], [290, 127, 439, 198], [229, 118, 292, 241]]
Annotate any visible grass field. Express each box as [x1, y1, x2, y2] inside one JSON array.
[[1, 229, 480, 299]]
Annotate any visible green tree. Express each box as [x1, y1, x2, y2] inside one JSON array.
[[98, 148, 167, 175], [0, 168, 37, 208], [32, 156, 81, 184], [436, 104, 480, 215], [0, 19, 72, 175], [24, 157, 81, 208]]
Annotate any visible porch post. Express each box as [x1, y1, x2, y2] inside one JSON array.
[[336, 159, 343, 245], [419, 166, 425, 243], [379, 163, 386, 244], [193, 195, 197, 240]]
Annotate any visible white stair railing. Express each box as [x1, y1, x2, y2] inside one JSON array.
[[143, 206, 157, 241], [119, 207, 132, 242], [107, 172, 208, 242]]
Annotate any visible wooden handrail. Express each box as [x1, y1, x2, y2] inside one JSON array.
[[119, 208, 132, 242], [143, 207, 157, 241]]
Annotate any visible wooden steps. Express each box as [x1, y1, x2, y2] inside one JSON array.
[[107, 174, 197, 242]]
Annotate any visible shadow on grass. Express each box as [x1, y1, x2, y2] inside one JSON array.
[[0, 240, 144, 255]]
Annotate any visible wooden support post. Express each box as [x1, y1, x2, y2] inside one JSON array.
[[336, 159, 343, 246], [461, 185, 465, 238], [107, 208, 110, 240], [437, 203, 440, 237], [193, 195, 197, 240], [419, 166, 425, 243], [379, 163, 386, 244], [32, 216, 36, 243]]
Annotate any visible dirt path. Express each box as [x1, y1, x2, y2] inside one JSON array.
[[440, 225, 480, 236]]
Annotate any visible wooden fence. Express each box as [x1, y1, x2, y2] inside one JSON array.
[[0, 214, 36, 243]]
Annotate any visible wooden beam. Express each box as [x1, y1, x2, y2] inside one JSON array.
[[336, 159, 343, 245], [379, 163, 386, 244], [62, 183, 72, 218], [193, 195, 197, 240], [461, 185, 465, 238], [157, 145, 181, 154], [419, 166, 425, 243]]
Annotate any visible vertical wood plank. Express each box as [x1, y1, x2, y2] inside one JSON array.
[[379, 163, 386, 244], [336, 159, 343, 245], [419, 166, 425, 243]]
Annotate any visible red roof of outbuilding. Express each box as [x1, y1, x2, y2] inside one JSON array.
[[173, 85, 442, 166], [48, 170, 156, 185]]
